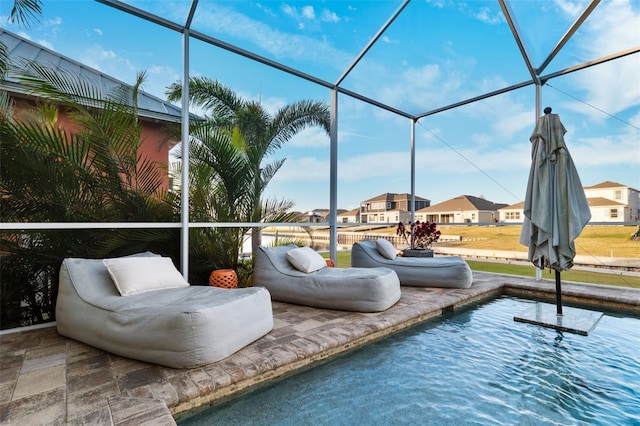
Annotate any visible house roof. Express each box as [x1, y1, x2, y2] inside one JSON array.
[[584, 180, 625, 189], [1, 29, 183, 124], [418, 195, 508, 212], [587, 197, 626, 207], [362, 193, 430, 203], [338, 208, 360, 217], [584, 180, 639, 193], [500, 201, 525, 210]]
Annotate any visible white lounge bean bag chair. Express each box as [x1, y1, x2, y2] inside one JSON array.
[[351, 239, 473, 288], [56, 252, 273, 368], [252, 245, 400, 312]]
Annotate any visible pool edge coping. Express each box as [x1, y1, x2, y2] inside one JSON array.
[[170, 275, 640, 423]]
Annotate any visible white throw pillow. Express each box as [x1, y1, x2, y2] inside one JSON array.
[[286, 247, 327, 273], [376, 238, 397, 260], [103, 257, 189, 296]]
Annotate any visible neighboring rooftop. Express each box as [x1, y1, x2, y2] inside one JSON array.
[[500, 201, 525, 210], [420, 195, 508, 212], [585, 181, 640, 192], [363, 193, 430, 204], [587, 197, 626, 207], [585, 180, 627, 189], [0, 28, 182, 123]]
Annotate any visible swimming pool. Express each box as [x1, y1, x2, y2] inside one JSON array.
[[179, 296, 640, 425]]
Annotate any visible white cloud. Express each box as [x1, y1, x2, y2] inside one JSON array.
[[273, 136, 535, 186], [338, 151, 409, 181], [571, 133, 640, 168], [78, 44, 137, 85], [44, 16, 63, 26], [321, 9, 340, 23], [473, 7, 503, 25], [256, 3, 277, 18], [37, 39, 54, 50], [279, 3, 339, 23], [99, 49, 116, 60], [273, 156, 329, 181], [565, 0, 640, 119], [194, 4, 351, 68], [93, 28, 103, 36], [144, 64, 181, 100], [281, 4, 295, 18], [628, 110, 640, 129], [16, 31, 31, 41], [288, 127, 330, 148], [242, 94, 288, 116], [555, 0, 591, 18], [493, 110, 535, 137], [302, 6, 315, 20], [374, 64, 450, 110], [456, 2, 504, 25]]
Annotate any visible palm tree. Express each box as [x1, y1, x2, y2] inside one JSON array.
[[166, 77, 330, 256], [1, 60, 178, 327], [171, 116, 301, 283]]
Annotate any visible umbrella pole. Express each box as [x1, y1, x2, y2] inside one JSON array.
[[555, 270, 563, 315]]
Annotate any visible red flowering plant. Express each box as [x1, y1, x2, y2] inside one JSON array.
[[396, 220, 441, 250]]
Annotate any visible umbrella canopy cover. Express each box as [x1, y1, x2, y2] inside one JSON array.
[[520, 112, 591, 271]]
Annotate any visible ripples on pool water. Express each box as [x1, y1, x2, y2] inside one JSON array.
[[179, 296, 640, 426]]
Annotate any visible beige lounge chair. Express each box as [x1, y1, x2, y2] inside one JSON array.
[[252, 244, 401, 312], [351, 239, 473, 288], [56, 252, 273, 368]]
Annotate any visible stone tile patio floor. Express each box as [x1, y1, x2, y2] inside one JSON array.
[[1, 272, 639, 425]]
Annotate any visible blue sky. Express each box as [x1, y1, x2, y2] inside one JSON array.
[[3, 0, 639, 213]]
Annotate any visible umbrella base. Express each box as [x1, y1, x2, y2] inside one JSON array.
[[514, 302, 603, 336]]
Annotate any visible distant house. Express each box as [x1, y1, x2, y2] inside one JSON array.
[[499, 201, 525, 223], [587, 197, 628, 222], [498, 181, 639, 224], [305, 209, 329, 223], [337, 208, 360, 223], [584, 181, 640, 222], [359, 193, 430, 224], [417, 195, 507, 223], [1, 29, 182, 192]]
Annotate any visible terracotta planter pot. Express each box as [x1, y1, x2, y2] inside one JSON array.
[[208, 269, 238, 289], [401, 249, 434, 258]]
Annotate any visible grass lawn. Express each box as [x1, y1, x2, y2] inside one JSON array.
[[322, 251, 640, 289], [381, 225, 640, 259]]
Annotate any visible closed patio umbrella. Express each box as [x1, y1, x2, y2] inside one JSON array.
[[519, 107, 591, 314]]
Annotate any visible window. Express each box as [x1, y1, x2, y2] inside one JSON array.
[[614, 190, 622, 200], [370, 202, 386, 210], [610, 209, 618, 218]]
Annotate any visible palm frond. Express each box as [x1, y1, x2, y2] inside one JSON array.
[[260, 158, 286, 190], [9, 0, 43, 28], [0, 40, 8, 78], [269, 100, 330, 151], [166, 76, 243, 122]]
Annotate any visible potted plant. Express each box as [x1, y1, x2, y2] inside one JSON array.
[[396, 220, 441, 257]]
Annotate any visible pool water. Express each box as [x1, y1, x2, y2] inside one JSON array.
[[179, 297, 640, 425]]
